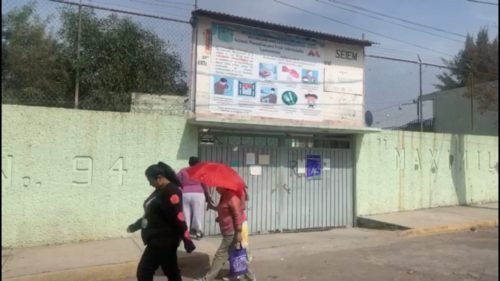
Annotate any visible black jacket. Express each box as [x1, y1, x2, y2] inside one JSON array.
[[129, 183, 189, 248]]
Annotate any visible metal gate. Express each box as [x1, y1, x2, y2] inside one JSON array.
[[199, 135, 353, 235], [280, 148, 353, 231]]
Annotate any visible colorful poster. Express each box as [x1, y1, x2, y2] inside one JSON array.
[[203, 22, 364, 124], [306, 155, 322, 180]]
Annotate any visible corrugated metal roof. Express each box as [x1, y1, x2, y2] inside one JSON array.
[[192, 9, 373, 47]]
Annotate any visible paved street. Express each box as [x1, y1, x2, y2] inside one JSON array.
[[123, 227, 498, 281]]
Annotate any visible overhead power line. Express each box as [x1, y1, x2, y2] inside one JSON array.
[[366, 54, 455, 69], [128, 0, 192, 11], [316, 0, 463, 43], [151, 0, 195, 6], [272, 0, 455, 58], [466, 0, 498, 5], [48, 0, 190, 23], [366, 54, 498, 78], [327, 0, 467, 38], [369, 46, 446, 62]]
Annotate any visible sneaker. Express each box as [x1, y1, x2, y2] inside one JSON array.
[[196, 231, 204, 240]]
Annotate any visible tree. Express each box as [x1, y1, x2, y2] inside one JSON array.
[[1, 3, 188, 111], [2, 2, 71, 107], [58, 7, 188, 111], [435, 27, 498, 112]]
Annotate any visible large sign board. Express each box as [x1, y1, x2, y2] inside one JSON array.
[[194, 17, 366, 127]]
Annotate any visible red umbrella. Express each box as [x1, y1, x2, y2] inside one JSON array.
[[185, 162, 245, 195]]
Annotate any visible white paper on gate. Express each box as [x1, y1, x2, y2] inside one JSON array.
[[297, 160, 306, 174], [250, 165, 262, 176], [323, 158, 331, 170], [259, 154, 270, 165], [246, 153, 256, 165]]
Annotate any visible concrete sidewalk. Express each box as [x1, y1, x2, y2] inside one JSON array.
[[2, 229, 398, 281], [2, 203, 498, 281], [358, 202, 498, 236]]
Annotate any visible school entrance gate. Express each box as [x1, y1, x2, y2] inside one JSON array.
[[199, 133, 354, 235]]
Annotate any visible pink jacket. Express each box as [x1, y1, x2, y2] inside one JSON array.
[[177, 168, 204, 193], [217, 193, 244, 235]]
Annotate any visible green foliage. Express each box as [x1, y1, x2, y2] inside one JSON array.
[[435, 27, 498, 112], [2, 2, 188, 111], [2, 2, 71, 107]]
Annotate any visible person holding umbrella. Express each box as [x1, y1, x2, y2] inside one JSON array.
[[194, 187, 256, 281], [127, 162, 196, 281], [186, 162, 256, 281]]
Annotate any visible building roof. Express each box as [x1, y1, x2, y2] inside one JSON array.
[[192, 9, 373, 47]]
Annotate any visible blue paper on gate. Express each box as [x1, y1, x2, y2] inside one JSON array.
[[306, 155, 321, 180]]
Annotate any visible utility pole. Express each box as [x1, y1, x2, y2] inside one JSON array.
[[470, 70, 474, 131], [417, 55, 423, 132], [465, 63, 474, 132], [74, 0, 82, 109]]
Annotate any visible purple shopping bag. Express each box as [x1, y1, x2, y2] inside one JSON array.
[[229, 243, 248, 277]]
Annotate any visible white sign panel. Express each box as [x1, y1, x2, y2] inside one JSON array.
[[324, 65, 363, 95]]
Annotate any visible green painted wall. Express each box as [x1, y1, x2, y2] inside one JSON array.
[[1, 105, 198, 248], [355, 130, 498, 216], [2, 105, 498, 247]]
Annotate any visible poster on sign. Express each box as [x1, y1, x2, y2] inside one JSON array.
[[306, 155, 322, 180], [207, 22, 326, 122]]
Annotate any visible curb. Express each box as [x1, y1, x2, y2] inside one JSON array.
[[3, 251, 212, 281], [356, 217, 410, 231], [399, 220, 498, 238]]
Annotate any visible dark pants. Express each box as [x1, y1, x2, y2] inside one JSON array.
[[137, 243, 181, 281]]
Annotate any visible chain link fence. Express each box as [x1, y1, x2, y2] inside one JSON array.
[[2, 0, 497, 136], [364, 54, 498, 136], [2, 0, 192, 112]]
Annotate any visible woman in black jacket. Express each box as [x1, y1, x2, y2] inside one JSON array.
[[127, 162, 196, 281]]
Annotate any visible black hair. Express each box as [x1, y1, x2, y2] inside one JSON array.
[[188, 156, 200, 167], [145, 161, 182, 187]]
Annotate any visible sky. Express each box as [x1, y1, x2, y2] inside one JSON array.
[[3, 0, 498, 127]]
